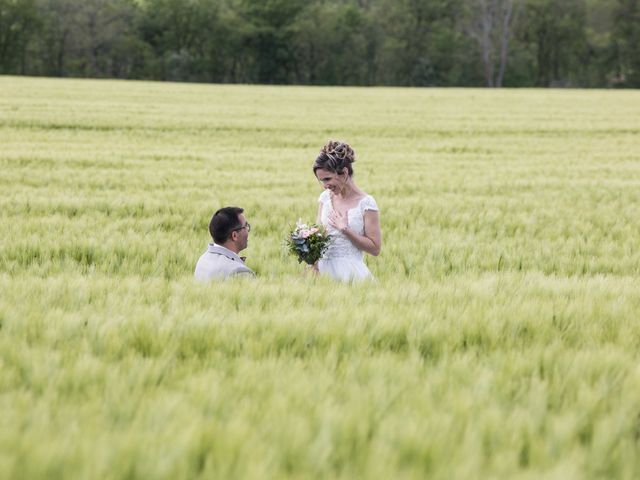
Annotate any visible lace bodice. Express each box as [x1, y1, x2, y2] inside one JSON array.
[[318, 190, 379, 259]]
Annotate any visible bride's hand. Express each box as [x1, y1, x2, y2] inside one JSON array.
[[302, 263, 319, 277], [328, 210, 348, 232]]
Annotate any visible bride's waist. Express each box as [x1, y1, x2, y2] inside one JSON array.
[[323, 247, 363, 259]]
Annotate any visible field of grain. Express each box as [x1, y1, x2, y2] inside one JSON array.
[[1, 76, 639, 478]]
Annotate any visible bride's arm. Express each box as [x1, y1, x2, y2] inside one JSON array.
[[330, 210, 382, 256]]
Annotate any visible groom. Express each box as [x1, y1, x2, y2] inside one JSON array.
[[194, 206, 255, 280]]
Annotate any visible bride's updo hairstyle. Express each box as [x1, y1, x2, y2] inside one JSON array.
[[313, 140, 356, 177]]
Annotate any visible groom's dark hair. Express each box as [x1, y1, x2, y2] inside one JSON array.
[[210, 207, 244, 244]]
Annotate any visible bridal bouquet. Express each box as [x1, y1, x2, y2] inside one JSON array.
[[285, 219, 331, 265]]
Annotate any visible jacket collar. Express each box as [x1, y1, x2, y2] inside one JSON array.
[[207, 243, 245, 263]]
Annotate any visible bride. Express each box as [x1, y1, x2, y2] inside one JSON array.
[[313, 140, 382, 281]]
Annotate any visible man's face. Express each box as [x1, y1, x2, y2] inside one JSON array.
[[233, 213, 250, 251]]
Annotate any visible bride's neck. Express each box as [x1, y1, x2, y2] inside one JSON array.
[[336, 179, 359, 199]]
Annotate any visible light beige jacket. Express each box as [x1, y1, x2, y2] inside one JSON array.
[[194, 244, 255, 280]]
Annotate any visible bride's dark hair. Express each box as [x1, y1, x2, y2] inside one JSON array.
[[313, 140, 356, 177]]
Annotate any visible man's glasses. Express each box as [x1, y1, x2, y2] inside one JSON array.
[[233, 223, 251, 233]]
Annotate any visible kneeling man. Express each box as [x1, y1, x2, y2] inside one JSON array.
[[194, 206, 255, 280]]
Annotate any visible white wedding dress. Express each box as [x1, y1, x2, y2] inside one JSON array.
[[317, 190, 379, 282]]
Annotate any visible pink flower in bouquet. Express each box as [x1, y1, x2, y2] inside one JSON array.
[[285, 222, 331, 265], [300, 227, 319, 238]]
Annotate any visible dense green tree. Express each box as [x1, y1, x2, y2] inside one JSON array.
[[32, 0, 77, 76], [79, 0, 141, 77], [292, 0, 371, 85], [373, 0, 472, 86], [233, 0, 306, 84], [27, 0, 145, 78], [0, 0, 636, 86], [465, 0, 524, 87], [140, 0, 220, 81], [611, 0, 640, 86], [0, 0, 39, 73], [520, 0, 587, 86]]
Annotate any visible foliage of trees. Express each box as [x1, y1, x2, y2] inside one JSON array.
[[0, 0, 638, 86]]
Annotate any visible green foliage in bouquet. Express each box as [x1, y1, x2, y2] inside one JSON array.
[[285, 221, 331, 265]]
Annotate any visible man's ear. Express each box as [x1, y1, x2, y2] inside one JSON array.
[[230, 230, 238, 242]]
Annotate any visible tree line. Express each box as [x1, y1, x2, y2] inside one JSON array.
[[1, 0, 638, 87]]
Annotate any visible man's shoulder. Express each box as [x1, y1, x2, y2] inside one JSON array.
[[231, 264, 255, 277], [194, 247, 254, 280]]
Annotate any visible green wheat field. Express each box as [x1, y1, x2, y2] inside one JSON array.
[[1, 76, 640, 479]]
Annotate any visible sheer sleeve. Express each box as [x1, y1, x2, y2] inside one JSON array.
[[360, 195, 379, 213], [318, 190, 330, 205]]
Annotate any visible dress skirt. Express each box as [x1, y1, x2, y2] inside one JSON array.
[[317, 256, 373, 282]]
